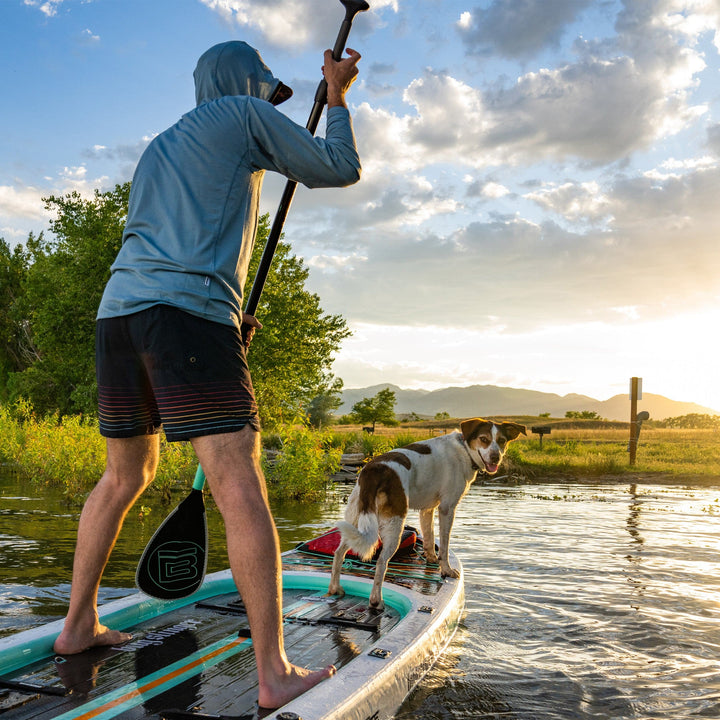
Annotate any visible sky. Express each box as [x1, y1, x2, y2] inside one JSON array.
[[2, 0, 720, 413]]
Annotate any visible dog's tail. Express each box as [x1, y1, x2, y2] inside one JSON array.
[[336, 514, 379, 562]]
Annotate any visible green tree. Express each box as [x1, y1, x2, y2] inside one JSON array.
[[352, 388, 397, 431], [663, 413, 720, 429], [306, 380, 343, 429], [9, 186, 129, 414], [565, 410, 601, 420], [245, 217, 350, 427], [7, 187, 348, 423], [0, 238, 30, 399]]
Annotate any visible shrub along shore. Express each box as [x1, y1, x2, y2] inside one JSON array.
[[2, 402, 719, 507], [0, 401, 431, 504]]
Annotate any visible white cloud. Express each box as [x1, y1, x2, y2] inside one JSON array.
[[0, 185, 49, 221], [525, 181, 611, 223], [0, 185, 53, 242], [354, 49, 705, 174], [481, 182, 510, 199], [197, 0, 396, 49], [78, 28, 100, 45], [457, 0, 594, 59], [305, 157, 720, 335], [24, 0, 64, 17]]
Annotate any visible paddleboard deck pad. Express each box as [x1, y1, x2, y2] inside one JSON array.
[[0, 536, 464, 720]]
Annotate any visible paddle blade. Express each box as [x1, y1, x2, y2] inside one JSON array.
[[136, 489, 208, 599]]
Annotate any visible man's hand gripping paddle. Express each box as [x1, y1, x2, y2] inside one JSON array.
[[136, 0, 370, 600]]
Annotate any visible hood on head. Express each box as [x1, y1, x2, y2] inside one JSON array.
[[193, 41, 288, 107]]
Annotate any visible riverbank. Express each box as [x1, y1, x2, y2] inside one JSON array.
[[2, 404, 719, 502]]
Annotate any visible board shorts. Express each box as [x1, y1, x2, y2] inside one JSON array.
[[96, 304, 260, 441]]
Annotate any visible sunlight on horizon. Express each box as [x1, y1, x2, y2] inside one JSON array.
[[334, 306, 720, 412]]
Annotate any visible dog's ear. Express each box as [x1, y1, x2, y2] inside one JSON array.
[[460, 418, 489, 441], [500, 422, 527, 441]]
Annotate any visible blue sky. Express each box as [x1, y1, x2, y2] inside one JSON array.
[[2, 0, 720, 413]]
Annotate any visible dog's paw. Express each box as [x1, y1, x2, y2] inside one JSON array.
[[424, 551, 438, 565], [440, 564, 460, 579], [326, 585, 345, 598], [368, 597, 385, 613]]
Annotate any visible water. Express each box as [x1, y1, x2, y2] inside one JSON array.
[[2, 470, 720, 719]]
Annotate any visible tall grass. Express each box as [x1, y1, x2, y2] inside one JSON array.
[[0, 402, 345, 503], [325, 428, 428, 457], [508, 428, 720, 479], [0, 401, 199, 504], [4, 405, 719, 503]]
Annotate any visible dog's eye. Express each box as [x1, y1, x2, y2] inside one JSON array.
[[479, 436, 490, 444], [498, 437, 506, 446]]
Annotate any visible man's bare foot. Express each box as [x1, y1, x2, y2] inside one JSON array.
[[258, 663, 335, 709], [53, 622, 132, 655]]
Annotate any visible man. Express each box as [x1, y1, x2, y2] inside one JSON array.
[[52, 40, 362, 709]]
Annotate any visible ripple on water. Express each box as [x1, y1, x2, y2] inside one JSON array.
[[397, 482, 720, 719], [3, 477, 720, 718]]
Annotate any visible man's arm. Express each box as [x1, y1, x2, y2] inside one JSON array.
[[322, 48, 361, 109]]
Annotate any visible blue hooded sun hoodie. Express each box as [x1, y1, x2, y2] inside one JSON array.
[[98, 41, 361, 330]]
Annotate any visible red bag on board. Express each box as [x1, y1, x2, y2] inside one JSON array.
[[296, 526, 419, 561]]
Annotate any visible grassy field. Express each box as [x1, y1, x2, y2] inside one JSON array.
[[331, 419, 720, 485], [3, 404, 719, 499]]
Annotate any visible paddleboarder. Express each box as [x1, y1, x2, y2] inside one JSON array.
[[53, 39, 362, 710]]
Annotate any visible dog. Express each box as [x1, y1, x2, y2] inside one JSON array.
[[327, 418, 526, 610]]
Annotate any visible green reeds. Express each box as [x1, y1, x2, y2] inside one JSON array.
[[0, 401, 199, 504]]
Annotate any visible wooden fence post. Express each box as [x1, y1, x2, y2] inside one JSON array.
[[629, 377, 641, 466]]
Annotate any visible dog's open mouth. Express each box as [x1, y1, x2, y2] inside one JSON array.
[[483, 461, 499, 474]]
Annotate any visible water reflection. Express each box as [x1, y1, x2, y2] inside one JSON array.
[[625, 483, 646, 607], [3, 472, 720, 719]]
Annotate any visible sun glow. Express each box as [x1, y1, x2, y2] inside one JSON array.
[[335, 306, 720, 413]]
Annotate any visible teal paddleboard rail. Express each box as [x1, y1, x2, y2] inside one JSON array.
[[0, 570, 412, 676]]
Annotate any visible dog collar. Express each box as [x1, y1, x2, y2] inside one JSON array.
[[457, 434, 481, 472]]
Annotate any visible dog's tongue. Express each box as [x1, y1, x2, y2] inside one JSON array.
[[485, 462, 499, 474]]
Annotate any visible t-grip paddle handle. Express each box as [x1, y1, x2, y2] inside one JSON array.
[[309, 0, 370, 129]]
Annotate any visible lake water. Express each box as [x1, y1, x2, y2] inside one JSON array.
[[2, 469, 720, 719]]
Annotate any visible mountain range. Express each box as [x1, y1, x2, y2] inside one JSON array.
[[337, 384, 718, 421]]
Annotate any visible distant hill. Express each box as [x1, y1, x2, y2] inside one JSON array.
[[337, 383, 718, 421]]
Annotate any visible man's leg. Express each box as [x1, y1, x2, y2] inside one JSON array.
[[192, 426, 334, 709], [54, 434, 160, 655]]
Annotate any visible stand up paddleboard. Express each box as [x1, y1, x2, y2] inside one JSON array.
[[0, 532, 464, 720]]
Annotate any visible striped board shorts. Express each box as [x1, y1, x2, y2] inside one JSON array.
[[96, 305, 260, 441]]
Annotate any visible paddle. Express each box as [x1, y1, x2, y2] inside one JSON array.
[[137, 0, 370, 600], [136, 465, 208, 599]]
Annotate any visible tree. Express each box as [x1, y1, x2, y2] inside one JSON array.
[[243, 215, 350, 427], [0, 238, 30, 399], [9, 186, 129, 415], [662, 413, 720, 429], [6, 188, 348, 424], [565, 410, 604, 420], [351, 388, 397, 431], [306, 381, 343, 429]]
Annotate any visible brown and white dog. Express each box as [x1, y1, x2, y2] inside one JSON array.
[[327, 418, 526, 610]]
